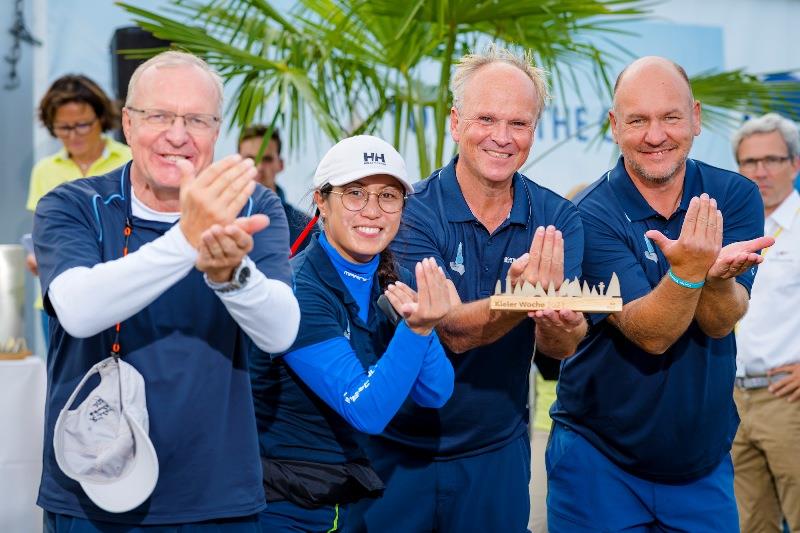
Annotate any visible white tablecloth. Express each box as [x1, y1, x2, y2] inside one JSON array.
[[0, 356, 46, 533]]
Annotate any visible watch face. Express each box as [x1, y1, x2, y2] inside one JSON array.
[[237, 265, 251, 285]]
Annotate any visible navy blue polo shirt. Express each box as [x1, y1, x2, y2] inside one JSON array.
[[33, 163, 292, 524], [250, 234, 409, 465], [386, 157, 584, 458], [553, 156, 764, 483]]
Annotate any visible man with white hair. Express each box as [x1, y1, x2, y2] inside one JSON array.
[[33, 51, 299, 531], [352, 44, 586, 532], [731, 112, 800, 533]]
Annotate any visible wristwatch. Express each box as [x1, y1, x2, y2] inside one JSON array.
[[205, 259, 251, 293]]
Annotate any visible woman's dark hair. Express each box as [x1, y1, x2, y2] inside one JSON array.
[[38, 74, 119, 136], [318, 183, 400, 290]]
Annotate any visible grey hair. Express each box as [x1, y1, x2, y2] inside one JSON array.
[[125, 51, 224, 116], [450, 43, 549, 120], [732, 112, 800, 162]]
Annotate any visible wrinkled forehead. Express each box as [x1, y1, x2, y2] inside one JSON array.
[[130, 64, 220, 113]]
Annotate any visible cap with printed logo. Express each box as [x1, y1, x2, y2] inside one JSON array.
[[313, 135, 413, 193], [53, 356, 159, 513]]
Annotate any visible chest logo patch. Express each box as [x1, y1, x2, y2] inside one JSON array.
[[450, 242, 465, 276], [643, 234, 658, 263]]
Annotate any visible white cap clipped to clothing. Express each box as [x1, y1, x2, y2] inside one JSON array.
[[312, 135, 413, 193], [53, 356, 159, 513]]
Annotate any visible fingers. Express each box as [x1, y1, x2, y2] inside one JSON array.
[[235, 214, 270, 235], [703, 197, 718, 241], [176, 157, 196, 190], [384, 284, 416, 318], [539, 226, 555, 283], [694, 194, 711, 240], [523, 226, 545, 284], [741, 235, 776, 253], [769, 375, 800, 400], [507, 253, 529, 288], [680, 196, 700, 238]]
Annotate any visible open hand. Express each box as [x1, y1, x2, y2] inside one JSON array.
[[384, 257, 452, 336], [645, 194, 721, 284], [507, 225, 565, 291], [178, 154, 258, 248], [705, 236, 774, 283]]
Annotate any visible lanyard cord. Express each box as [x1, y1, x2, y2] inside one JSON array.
[[110, 218, 132, 360]]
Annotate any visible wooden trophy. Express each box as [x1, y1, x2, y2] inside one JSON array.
[[490, 274, 622, 313]]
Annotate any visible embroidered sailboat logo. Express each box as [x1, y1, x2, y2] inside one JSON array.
[[450, 242, 465, 275]]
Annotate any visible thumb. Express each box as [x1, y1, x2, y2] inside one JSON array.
[[508, 253, 530, 278], [176, 158, 196, 190], [234, 214, 270, 235], [644, 229, 670, 251]]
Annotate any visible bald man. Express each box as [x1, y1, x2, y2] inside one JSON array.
[[547, 57, 773, 532]]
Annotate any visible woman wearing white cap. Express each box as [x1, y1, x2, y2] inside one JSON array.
[[250, 135, 455, 531]]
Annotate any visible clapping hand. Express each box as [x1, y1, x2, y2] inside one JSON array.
[[196, 215, 269, 283], [177, 154, 258, 249], [507, 225, 564, 291], [645, 193, 721, 284], [384, 257, 453, 336]]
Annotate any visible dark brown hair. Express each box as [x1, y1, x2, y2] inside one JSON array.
[[319, 184, 400, 290], [239, 124, 282, 155], [38, 74, 119, 136]]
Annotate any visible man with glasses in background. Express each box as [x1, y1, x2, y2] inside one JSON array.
[[33, 51, 300, 531], [731, 112, 800, 533], [238, 125, 314, 253]]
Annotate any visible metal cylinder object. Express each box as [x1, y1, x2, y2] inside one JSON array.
[[0, 245, 25, 346]]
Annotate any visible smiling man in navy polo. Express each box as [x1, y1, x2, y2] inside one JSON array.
[[349, 44, 586, 532], [548, 56, 774, 532]]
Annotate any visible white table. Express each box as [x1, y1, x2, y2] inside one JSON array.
[[0, 356, 46, 533]]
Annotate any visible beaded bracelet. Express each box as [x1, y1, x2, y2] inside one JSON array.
[[667, 268, 705, 289]]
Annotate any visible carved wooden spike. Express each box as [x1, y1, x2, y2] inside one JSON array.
[[607, 273, 621, 298], [582, 281, 591, 297], [505, 276, 513, 295], [547, 281, 556, 297], [558, 280, 568, 297], [590, 285, 599, 297], [568, 278, 581, 297], [495, 280, 502, 295], [518, 282, 531, 296], [534, 282, 546, 297]]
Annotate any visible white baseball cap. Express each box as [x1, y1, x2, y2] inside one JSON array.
[[313, 135, 413, 193], [54, 356, 159, 513]]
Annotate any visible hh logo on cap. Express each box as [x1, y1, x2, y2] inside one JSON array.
[[363, 152, 386, 165]]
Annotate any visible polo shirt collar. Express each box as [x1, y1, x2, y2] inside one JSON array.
[[439, 156, 530, 226], [607, 156, 701, 221], [769, 189, 800, 230]]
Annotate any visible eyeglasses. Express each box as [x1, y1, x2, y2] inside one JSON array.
[[53, 118, 97, 137], [739, 155, 792, 173], [126, 107, 220, 133], [328, 186, 407, 214]]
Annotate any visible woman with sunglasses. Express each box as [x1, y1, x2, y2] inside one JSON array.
[[251, 135, 455, 531], [26, 75, 131, 345]]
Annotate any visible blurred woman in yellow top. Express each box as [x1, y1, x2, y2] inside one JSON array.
[[26, 74, 132, 344]]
